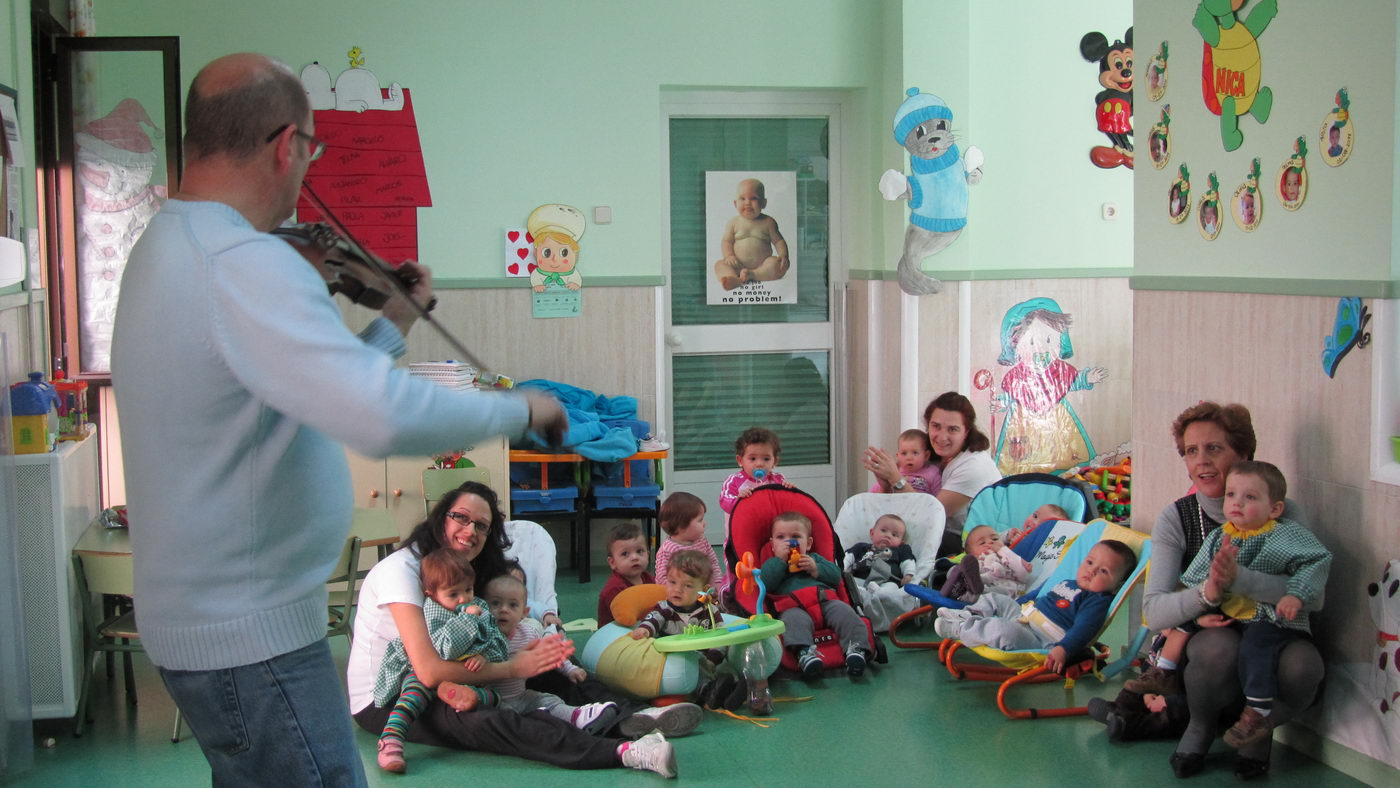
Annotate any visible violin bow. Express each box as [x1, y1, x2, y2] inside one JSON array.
[[298, 182, 488, 372]]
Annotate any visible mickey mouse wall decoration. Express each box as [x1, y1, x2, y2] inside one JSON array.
[[1080, 27, 1134, 169]]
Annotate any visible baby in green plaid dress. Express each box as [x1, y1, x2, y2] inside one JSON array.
[[372, 549, 509, 773], [1130, 461, 1331, 752]]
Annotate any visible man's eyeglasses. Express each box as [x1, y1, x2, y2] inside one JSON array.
[[444, 511, 491, 532], [264, 124, 326, 162]]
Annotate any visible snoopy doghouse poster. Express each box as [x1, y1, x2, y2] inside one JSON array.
[[705, 171, 797, 306]]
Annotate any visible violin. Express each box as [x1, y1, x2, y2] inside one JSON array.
[[274, 182, 486, 372], [272, 221, 434, 312]]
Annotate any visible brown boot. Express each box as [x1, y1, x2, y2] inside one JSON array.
[[1224, 707, 1277, 749], [1123, 666, 1181, 695]]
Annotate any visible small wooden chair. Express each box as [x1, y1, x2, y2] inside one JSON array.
[[326, 535, 363, 644], [423, 466, 493, 512], [71, 553, 185, 742]]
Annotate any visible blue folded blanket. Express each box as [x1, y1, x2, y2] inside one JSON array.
[[517, 379, 642, 462]]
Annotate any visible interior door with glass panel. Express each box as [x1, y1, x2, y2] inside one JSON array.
[[662, 98, 842, 545], [52, 37, 181, 379]]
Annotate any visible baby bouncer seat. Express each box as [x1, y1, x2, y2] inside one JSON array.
[[962, 472, 1097, 542], [894, 473, 1098, 640], [831, 492, 945, 632], [724, 485, 886, 673], [936, 519, 1151, 719]]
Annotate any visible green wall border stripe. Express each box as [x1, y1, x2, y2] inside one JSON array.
[[1131, 276, 1395, 298], [849, 268, 1131, 282], [848, 269, 899, 281], [433, 275, 666, 289]]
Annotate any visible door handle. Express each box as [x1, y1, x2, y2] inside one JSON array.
[[664, 331, 681, 349]]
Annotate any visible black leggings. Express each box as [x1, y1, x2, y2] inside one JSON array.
[[1178, 626, 1324, 760], [354, 699, 622, 770]]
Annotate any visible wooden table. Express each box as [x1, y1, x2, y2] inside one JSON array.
[[74, 519, 131, 557], [75, 508, 402, 563]]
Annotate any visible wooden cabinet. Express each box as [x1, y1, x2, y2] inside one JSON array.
[[345, 436, 510, 540]]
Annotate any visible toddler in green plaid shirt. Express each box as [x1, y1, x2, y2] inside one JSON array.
[[1130, 461, 1331, 751], [372, 549, 509, 773]]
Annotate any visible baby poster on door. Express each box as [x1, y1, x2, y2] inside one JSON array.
[[705, 171, 797, 305]]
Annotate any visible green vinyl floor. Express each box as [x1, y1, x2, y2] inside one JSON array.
[[11, 566, 1363, 787]]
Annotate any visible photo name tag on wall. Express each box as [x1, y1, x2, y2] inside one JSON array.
[[532, 288, 581, 319]]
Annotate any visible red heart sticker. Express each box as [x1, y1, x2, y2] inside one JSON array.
[[508, 230, 519, 243], [1056, 599, 1071, 608], [508, 262, 519, 275], [525, 232, 534, 244], [527, 263, 537, 273], [516, 248, 528, 260]]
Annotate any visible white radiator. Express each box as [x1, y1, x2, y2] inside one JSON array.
[[4, 433, 98, 718]]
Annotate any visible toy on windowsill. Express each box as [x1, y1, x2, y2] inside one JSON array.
[[1065, 457, 1133, 524], [431, 451, 478, 470], [10, 372, 60, 454], [52, 370, 90, 440]]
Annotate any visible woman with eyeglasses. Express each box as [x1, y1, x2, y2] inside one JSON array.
[[347, 481, 685, 776]]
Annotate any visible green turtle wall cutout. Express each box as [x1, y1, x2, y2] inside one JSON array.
[[1195, 0, 1276, 152]]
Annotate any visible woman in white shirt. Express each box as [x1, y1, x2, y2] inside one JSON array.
[[863, 391, 1002, 553], [346, 482, 686, 775]]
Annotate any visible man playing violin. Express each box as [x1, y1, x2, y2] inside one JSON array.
[[111, 53, 568, 786]]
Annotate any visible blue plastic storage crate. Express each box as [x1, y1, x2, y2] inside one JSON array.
[[591, 483, 660, 511], [510, 486, 581, 513]]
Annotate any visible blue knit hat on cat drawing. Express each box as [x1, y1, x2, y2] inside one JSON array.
[[893, 88, 953, 144]]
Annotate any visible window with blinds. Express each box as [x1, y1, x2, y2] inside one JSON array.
[[668, 117, 829, 326], [671, 352, 830, 471]]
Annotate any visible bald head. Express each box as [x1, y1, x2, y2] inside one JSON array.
[[185, 53, 309, 161]]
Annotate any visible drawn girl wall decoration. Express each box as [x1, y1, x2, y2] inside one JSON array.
[[992, 298, 1107, 476]]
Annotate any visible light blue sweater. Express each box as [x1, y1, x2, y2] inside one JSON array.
[[111, 200, 529, 671]]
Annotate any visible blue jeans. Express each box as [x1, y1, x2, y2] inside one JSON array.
[[158, 639, 366, 787]]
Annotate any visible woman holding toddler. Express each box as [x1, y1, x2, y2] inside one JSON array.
[[347, 481, 687, 777], [1135, 403, 1325, 781], [863, 391, 1003, 553]]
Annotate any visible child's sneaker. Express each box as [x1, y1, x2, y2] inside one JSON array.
[[377, 738, 406, 773], [845, 648, 868, 678], [1124, 666, 1181, 696], [570, 701, 620, 735], [935, 606, 973, 622], [618, 702, 703, 738], [621, 732, 676, 778], [797, 646, 824, 679], [933, 617, 962, 640], [1223, 707, 1276, 749]]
